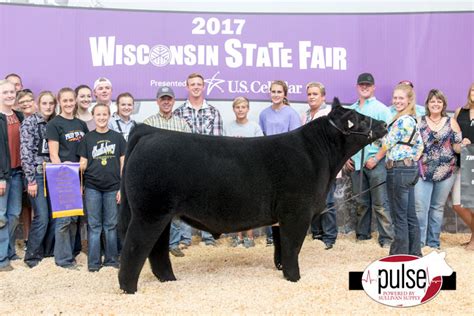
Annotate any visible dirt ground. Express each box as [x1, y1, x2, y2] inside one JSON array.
[[0, 233, 472, 315]]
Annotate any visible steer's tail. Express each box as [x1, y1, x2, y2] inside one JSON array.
[[118, 124, 161, 241]]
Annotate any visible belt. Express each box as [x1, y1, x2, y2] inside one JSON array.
[[386, 158, 415, 169]]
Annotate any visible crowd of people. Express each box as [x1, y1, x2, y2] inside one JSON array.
[[0, 71, 473, 273]]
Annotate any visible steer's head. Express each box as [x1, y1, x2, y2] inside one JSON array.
[[327, 97, 387, 151]]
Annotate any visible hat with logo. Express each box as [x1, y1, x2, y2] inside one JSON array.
[[357, 73, 375, 85], [93, 77, 112, 90], [156, 86, 175, 99]]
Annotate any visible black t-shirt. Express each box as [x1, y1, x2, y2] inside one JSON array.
[[78, 130, 126, 192], [46, 116, 89, 162]]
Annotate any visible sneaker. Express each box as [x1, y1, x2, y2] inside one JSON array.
[[9, 254, 21, 261], [266, 238, 273, 246], [204, 241, 217, 247], [243, 238, 255, 248], [179, 242, 190, 250], [356, 235, 372, 241], [103, 263, 120, 269], [231, 238, 243, 247], [324, 243, 334, 250], [312, 234, 323, 240], [0, 264, 13, 272], [25, 260, 39, 269], [169, 247, 185, 257], [63, 263, 80, 271]]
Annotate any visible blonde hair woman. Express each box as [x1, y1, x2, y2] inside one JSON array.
[[372, 84, 424, 256]]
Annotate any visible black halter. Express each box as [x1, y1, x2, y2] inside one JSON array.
[[328, 115, 373, 139]]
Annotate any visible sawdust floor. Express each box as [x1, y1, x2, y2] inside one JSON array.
[[0, 233, 472, 315]]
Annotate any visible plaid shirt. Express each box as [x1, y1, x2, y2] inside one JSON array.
[[143, 112, 191, 133], [173, 100, 223, 136]]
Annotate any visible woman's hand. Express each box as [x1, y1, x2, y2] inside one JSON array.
[[343, 159, 355, 173], [28, 183, 38, 198], [365, 157, 378, 170], [0, 181, 6, 196]]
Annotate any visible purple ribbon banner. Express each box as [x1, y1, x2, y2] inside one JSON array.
[[461, 145, 474, 208], [45, 163, 84, 218]]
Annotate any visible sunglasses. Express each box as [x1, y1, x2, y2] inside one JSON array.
[[398, 81, 414, 88]]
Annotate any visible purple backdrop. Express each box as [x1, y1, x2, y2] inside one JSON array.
[[1, 4, 472, 109]]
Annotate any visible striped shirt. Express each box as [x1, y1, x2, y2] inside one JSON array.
[[143, 112, 191, 133], [173, 100, 223, 135]]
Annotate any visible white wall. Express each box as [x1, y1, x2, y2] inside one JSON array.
[[3, 0, 473, 12]]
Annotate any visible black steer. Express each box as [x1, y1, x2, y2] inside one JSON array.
[[118, 98, 387, 293]]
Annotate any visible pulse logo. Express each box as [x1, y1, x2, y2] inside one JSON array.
[[361, 252, 453, 307]]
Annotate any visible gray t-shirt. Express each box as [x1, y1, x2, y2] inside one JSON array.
[[224, 120, 263, 138]]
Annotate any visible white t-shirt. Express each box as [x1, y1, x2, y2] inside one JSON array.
[[224, 120, 263, 138]]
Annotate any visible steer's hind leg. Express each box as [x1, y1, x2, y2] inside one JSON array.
[[119, 217, 166, 294], [278, 208, 312, 282], [272, 226, 282, 270], [148, 222, 176, 282]]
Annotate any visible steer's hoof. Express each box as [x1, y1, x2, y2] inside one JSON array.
[[121, 287, 137, 294], [283, 271, 301, 282], [158, 275, 177, 282]]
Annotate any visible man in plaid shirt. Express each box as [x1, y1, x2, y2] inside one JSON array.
[[173, 73, 223, 246], [173, 73, 223, 136]]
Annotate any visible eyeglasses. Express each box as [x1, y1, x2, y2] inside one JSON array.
[[17, 89, 32, 94], [18, 99, 34, 105]]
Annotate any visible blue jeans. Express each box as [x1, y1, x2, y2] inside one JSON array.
[[350, 159, 393, 245], [85, 188, 119, 270], [311, 182, 337, 244], [387, 166, 421, 256], [169, 218, 181, 249], [414, 175, 455, 248], [180, 221, 215, 245], [24, 173, 56, 266], [265, 226, 273, 241], [0, 169, 23, 268], [54, 215, 78, 267]]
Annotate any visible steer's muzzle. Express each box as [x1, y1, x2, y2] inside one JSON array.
[[370, 119, 388, 142]]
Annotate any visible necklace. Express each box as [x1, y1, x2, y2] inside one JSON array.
[[427, 116, 443, 125]]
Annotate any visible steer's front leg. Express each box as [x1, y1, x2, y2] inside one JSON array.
[[119, 217, 164, 294], [278, 207, 312, 282]]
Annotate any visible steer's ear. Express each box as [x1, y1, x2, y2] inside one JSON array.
[[332, 97, 341, 108]]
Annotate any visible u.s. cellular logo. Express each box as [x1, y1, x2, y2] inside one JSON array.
[[89, 36, 219, 67]]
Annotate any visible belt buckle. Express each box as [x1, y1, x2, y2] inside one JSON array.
[[36, 165, 43, 174], [386, 160, 393, 169]]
